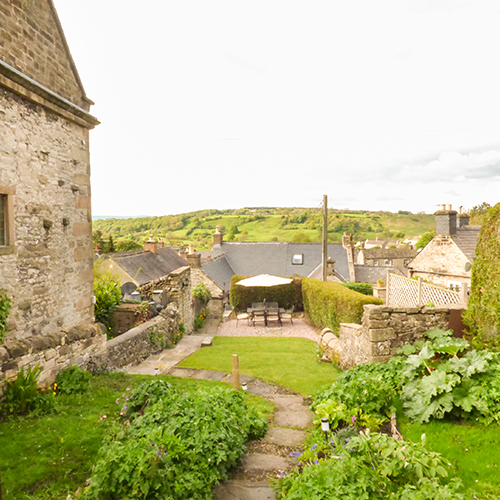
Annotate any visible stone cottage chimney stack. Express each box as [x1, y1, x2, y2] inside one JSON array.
[[457, 206, 470, 228], [144, 235, 158, 254], [186, 252, 201, 268], [214, 226, 223, 246], [435, 205, 457, 236]]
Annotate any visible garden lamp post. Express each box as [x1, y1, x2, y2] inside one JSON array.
[[321, 417, 330, 442]]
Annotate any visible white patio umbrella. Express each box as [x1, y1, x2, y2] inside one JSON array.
[[236, 274, 293, 287]]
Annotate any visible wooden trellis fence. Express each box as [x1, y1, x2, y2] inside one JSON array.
[[386, 271, 468, 307]]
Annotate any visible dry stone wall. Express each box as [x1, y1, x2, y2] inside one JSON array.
[[321, 304, 462, 369]]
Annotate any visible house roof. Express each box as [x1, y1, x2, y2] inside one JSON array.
[[452, 225, 481, 261], [204, 242, 350, 290], [361, 247, 417, 259], [354, 265, 406, 283], [110, 248, 186, 286]]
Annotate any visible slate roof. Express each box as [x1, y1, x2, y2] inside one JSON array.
[[353, 265, 406, 283], [204, 242, 350, 290], [361, 248, 417, 260], [111, 248, 186, 286], [452, 225, 481, 261]]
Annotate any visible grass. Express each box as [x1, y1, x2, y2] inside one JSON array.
[[400, 419, 500, 496], [178, 336, 341, 395], [0, 371, 273, 500]]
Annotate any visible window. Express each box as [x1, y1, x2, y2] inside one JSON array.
[[292, 253, 303, 265], [385, 259, 393, 266], [0, 186, 15, 255]]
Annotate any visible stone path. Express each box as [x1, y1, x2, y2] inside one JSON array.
[[127, 317, 314, 499]]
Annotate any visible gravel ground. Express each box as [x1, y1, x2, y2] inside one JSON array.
[[217, 314, 322, 343]]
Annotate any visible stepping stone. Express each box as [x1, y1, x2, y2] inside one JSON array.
[[213, 480, 275, 500], [262, 427, 306, 447], [201, 336, 213, 347], [240, 453, 289, 471], [270, 396, 312, 429]]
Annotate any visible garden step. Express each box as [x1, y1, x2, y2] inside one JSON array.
[[240, 452, 290, 472], [270, 395, 312, 429], [213, 479, 275, 500], [262, 427, 306, 447], [201, 335, 213, 347]]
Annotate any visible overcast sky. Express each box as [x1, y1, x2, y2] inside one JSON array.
[[54, 0, 500, 217]]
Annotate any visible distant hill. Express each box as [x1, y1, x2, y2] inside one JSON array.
[[92, 207, 435, 251]]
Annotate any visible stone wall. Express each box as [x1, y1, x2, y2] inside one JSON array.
[[93, 304, 182, 370], [0, 323, 106, 392], [321, 304, 463, 369], [0, 0, 89, 110], [139, 266, 194, 334], [0, 89, 94, 341]]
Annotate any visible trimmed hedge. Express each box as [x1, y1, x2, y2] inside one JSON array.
[[342, 281, 373, 296], [463, 203, 500, 351], [303, 278, 382, 332], [229, 275, 303, 312]]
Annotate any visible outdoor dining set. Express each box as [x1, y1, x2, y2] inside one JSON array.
[[236, 302, 294, 327]]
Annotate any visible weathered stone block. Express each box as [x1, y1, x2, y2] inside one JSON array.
[[371, 342, 391, 356], [0, 346, 10, 362], [5, 341, 30, 358], [370, 355, 391, 363], [369, 328, 396, 342], [366, 319, 390, 329], [2, 360, 18, 372]]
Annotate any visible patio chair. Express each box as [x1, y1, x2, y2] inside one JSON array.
[[280, 305, 294, 324], [236, 311, 251, 326], [266, 307, 281, 326], [252, 309, 266, 326], [222, 303, 233, 321]]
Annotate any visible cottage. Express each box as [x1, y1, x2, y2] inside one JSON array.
[[0, 0, 101, 385]]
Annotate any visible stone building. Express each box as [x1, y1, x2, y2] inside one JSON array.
[[0, 0, 101, 384], [408, 206, 480, 292]]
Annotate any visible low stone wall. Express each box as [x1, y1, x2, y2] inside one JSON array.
[[320, 304, 464, 369], [90, 303, 182, 370], [0, 322, 107, 392]]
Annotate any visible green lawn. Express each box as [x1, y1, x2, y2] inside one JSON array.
[[178, 336, 341, 395], [400, 419, 500, 496], [0, 372, 272, 500]]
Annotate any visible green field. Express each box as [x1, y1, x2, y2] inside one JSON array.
[[93, 207, 435, 251]]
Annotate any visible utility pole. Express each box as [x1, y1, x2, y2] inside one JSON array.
[[322, 195, 328, 282]]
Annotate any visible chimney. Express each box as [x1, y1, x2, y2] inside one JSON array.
[[186, 244, 201, 267], [326, 257, 335, 277], [457, 206, 470, 228], [435, 205, 457, 236], [144, 235, 158, 254], [158, 237, 165, 248], [214, 226, 223, 246]]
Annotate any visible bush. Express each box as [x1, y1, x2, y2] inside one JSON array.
[[192, 282, 212, 304], [55, 365, 92, 395], [342, 281, 373, 296], [229, 276, 303, 312], [0, 293, 11, 344], [83, 384, 268, 500], [463, 202, 500, 351], [0, 365, 55, 418], [93, 261, 122, 331], [302, 278, 382, 332]]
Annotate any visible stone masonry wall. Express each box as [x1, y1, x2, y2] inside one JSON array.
[[321, 304, 461, 369], [0, 323, 106, 392], [0, 89, 94, 341], [0, 0, 89, 110], [139, 266, 194, 334]]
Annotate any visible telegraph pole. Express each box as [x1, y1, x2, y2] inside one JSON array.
[[322, 195, 328, 281]]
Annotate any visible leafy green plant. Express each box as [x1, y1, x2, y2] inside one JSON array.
[[83, 384, 268, 500], [342, 282, 373, 296], [0, 365, 55, 418], [276, 430, 466, 499], [0, 293, 11, 344], [192, 282, 212, 304], [194, 309, 207, 330], [55, 365, 92, 395], [93, 261, 122, 331]]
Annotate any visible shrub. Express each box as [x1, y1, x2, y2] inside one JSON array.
[[302, 278, 382, 332], [463, 202, 500, 351], [55, 365, 92, 395], [93, 261, 122, 331], [0, 293, 11, 344], [192, 282, 212, 304], [342, 281, 373, 296], [0, 365, 55, 418], [230, 276, 303, 312], [83, 384, 268, 500]]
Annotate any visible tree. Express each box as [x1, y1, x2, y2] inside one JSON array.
[[416, 230, 435, 249]]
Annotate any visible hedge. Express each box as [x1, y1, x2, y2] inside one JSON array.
[[302, 278, 382, 333], [229, 275, 303, 312], [463, 202, 500, 351], [342, 281, 373, 296]]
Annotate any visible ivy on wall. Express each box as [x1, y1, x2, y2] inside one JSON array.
[[463, 203, 500, 350]]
